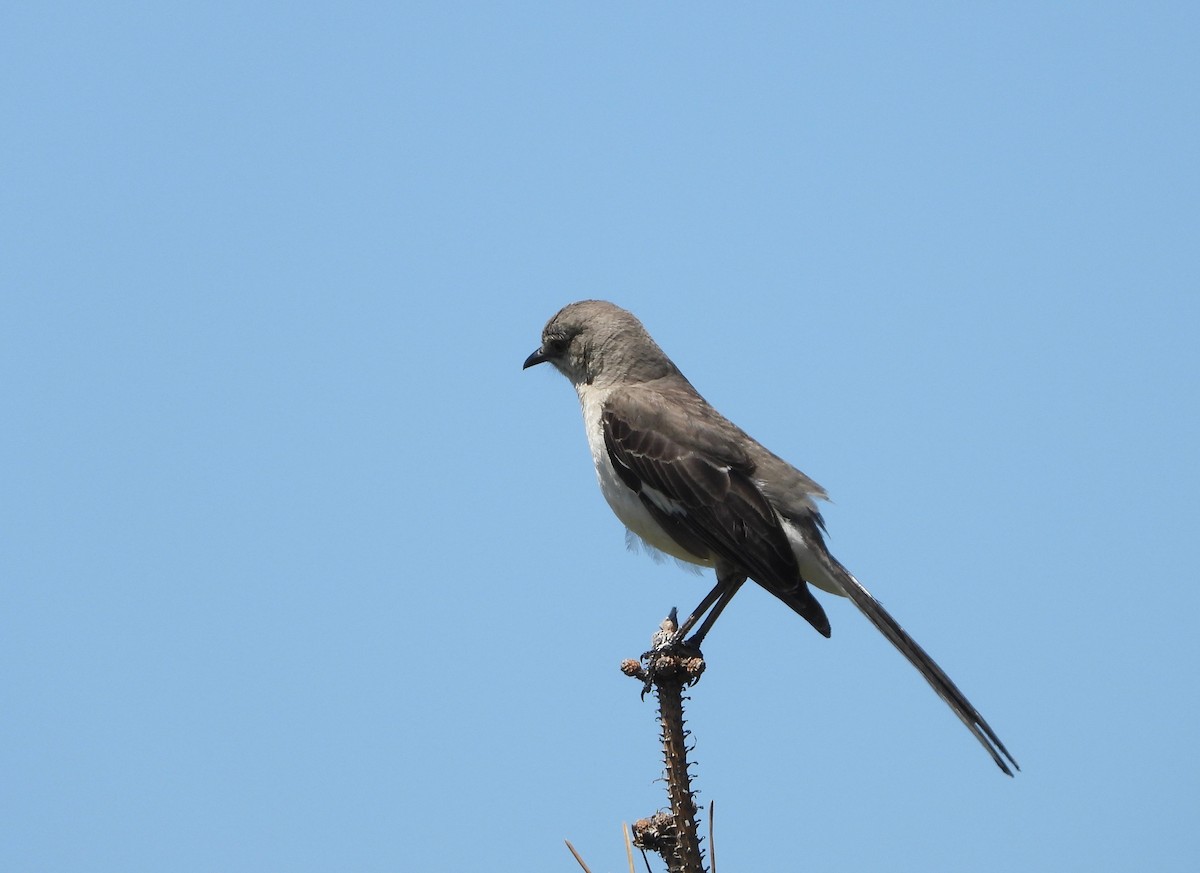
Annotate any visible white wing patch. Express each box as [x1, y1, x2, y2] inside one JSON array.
[[641, 483, 686, 516]]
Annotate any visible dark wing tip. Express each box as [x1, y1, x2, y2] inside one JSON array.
[[771, 583, 831, 638]]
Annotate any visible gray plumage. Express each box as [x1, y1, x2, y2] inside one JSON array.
[[524, 299, 1017, 776]]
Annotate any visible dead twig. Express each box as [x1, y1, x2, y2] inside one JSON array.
[[621, 611, 707, 873]]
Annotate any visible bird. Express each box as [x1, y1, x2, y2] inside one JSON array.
[[523, 299, 1018, 776]]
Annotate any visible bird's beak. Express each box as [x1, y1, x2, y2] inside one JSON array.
[[523, 347, 548, 370]]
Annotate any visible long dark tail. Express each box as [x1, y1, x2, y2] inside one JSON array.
[[811, 543, 1019, 775]]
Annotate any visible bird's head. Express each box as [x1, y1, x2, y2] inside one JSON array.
[[523, 300, 677, 388]]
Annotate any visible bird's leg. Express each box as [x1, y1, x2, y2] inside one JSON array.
[[683, 576, 746, 647], [636, 573, 746, 694], [669, 573, 747, 646]]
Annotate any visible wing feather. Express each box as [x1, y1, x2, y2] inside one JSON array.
[[603, 389, 831, 636]]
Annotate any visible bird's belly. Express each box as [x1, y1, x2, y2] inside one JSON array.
[[579, 384, 713, 567], [597, 459, 713, 566]]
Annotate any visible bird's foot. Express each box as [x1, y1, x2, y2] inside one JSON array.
[[633, 611, 705, 696]]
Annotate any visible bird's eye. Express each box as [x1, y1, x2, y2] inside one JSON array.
[[545, 334, 569, 355]]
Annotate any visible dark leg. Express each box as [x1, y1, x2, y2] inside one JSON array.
[[674, 572, 747, 643], [685, 576, 746, 646], [638, 573, 747, 696]]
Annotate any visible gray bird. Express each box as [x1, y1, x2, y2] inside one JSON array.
[[524, 299, 1018, 776]]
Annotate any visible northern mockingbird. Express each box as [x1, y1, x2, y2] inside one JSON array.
[[524, 300, 1018, 776]]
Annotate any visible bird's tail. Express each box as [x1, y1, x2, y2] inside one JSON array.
[[810, 544, 1019, 776]]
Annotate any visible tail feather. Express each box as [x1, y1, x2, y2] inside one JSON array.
[[816, 550, 1019, 776]]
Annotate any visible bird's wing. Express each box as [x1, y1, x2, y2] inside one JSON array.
[[602, 386, 830, 636]]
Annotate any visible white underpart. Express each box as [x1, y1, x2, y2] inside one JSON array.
[[781, 517, 851, 598], [577, 383, 715, 567], [576, 381, 851, 600], [625, 530, 705, 574]]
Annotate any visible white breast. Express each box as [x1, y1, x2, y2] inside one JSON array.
[[576, 384, 714, 567]]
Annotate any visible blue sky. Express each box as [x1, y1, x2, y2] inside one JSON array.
[[3, 3, 1198, 871]]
